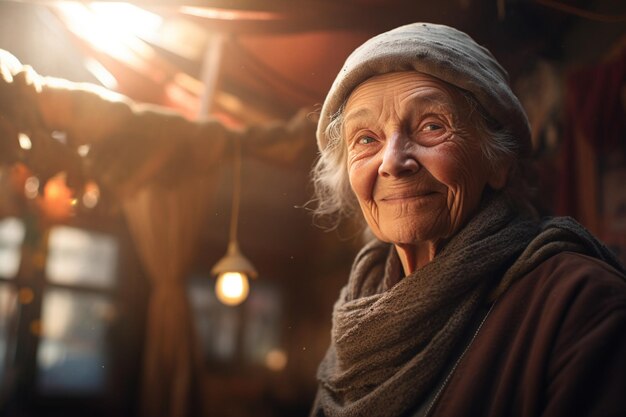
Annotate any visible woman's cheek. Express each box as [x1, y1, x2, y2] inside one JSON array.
[[426, 141, 478, 187], [351, 167, 378, 211]]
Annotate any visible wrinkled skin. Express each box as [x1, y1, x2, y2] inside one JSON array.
[[343, 72, 508, 274]]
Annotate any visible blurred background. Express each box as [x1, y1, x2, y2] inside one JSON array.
[[0, 0, 624, 416]]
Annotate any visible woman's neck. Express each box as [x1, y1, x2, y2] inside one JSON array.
[[394, 241, 438, 275]]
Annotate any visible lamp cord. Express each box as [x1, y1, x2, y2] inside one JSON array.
[[229, 137, 242, 248]]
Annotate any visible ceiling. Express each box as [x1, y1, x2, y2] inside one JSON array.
[[3, 0, 616, 123]]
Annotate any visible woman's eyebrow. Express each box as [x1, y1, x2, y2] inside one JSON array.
[[342, 108, 376, 136], [343, 107, 373, 124], [402, 91, 455, 112]]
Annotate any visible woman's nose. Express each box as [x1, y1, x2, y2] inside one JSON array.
[[378, 134, 419, 177]]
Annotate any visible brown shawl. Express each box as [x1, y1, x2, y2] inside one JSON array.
[[312, 195, 624, 417]]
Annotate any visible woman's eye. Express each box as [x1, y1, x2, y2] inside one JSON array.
[[358, 135, 376, 145], [423, 123, 443, 132], [415, 120, 450, 146]]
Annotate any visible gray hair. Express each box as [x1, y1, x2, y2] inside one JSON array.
[[311, 90, 535, 230]]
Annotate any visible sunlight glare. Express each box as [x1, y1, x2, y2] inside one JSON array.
[[54, 2, 162, 66], [89, 2, 163, 35], [84, 57, 118, 89]]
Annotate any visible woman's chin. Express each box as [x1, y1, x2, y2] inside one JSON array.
[[374, 224, 443, 247]]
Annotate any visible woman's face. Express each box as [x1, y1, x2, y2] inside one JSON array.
[[343, 72, 504, 247]]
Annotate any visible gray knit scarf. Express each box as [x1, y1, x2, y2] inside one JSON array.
[[312, 194, 624, 417]]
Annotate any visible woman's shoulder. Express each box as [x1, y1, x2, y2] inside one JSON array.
[[494, 250, 626, 359], [499, 251, 626, 329], [538, 249, 624, 273], [436, 254, 626, 417], [521, 251, 626, 301], [513, 252, 626, 416]]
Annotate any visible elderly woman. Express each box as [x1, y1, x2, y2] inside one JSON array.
[[310, 23, 626, 417]]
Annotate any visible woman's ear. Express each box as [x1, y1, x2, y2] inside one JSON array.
[[487, 160, 511, 190]]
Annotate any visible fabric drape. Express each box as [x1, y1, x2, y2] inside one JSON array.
[[123, 175, 220, 417], [557, 45, 626, 228]]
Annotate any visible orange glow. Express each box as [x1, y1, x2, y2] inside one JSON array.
[[18, 288, 35, 305], [39, 173, 76, 221], [179, 6, 284, 21], [8, 165, 77, 221], [164, 81, 201, 120], [265, 349, 288, 371]]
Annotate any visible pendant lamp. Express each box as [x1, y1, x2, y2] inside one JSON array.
[[212, 138, 257, 306]]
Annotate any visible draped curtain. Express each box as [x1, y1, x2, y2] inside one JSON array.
[[123, 175, 220, 417], [558, 45, 626, 231]]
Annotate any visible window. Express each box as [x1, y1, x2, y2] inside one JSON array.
[[37, 226, 118, 394], [0, 284, 18, 386], [37, 289, 114, 394], [0, 217, 25, 279], [0, 217, 24, 390], [0, 218, 141, 417], [46, 226, 118, 288], [241, 285, 281, 365], [188, 276, 284, 371]]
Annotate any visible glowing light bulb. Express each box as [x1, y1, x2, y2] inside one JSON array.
[[215, 272, 249, 306]]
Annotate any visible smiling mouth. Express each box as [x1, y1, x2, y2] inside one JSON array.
[[380, 191, 438, 203]]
